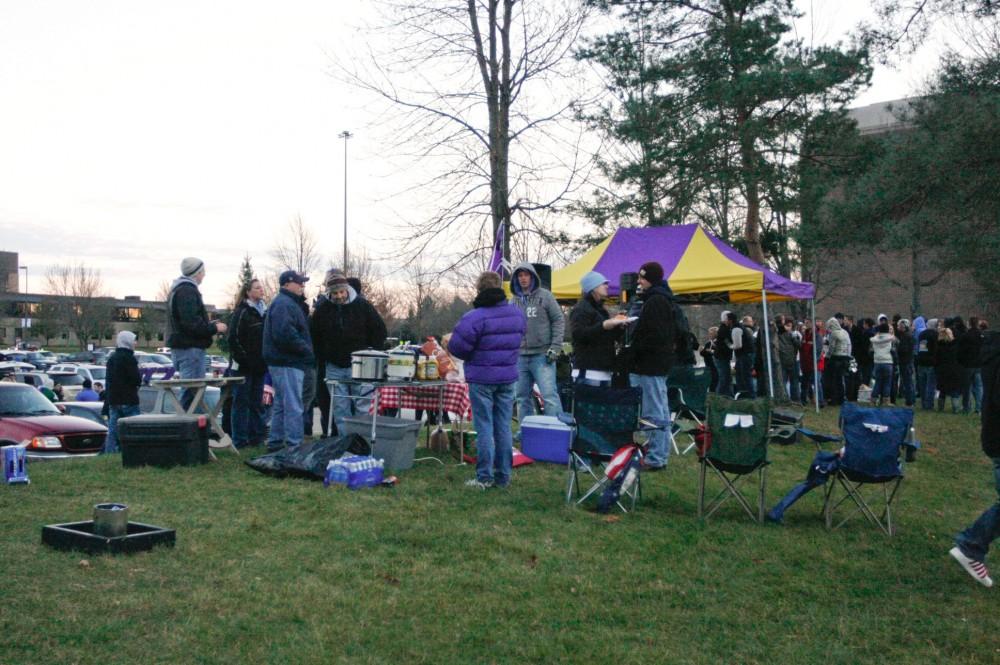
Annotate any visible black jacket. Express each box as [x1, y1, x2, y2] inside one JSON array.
[[897, 330, 914, 366], [310, 295, 388, 368], [228, 300, 266, 375], [105, 348, 140, 406], [167, 279, 216, 349], [569, 295, 620, 374], [958, 328, 984, 369], [629, 282, 675, 376], [981, 332, 1000, 457], [716, 323, 733, 361]]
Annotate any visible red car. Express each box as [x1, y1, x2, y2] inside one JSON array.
[[0, 383, 107, 458]]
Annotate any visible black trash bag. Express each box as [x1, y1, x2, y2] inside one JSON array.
[[244, 434, 370, 480]]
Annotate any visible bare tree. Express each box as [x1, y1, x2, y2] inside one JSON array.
[[44, 263, 116, 350], [271, 214, 323, 277], [341, 0, 592, 274]]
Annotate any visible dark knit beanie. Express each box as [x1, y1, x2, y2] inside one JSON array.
[[638, 261, 664, 284]]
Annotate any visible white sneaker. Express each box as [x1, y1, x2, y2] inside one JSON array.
[[464, 478, 494, 490], [950, 546, 994, 587]]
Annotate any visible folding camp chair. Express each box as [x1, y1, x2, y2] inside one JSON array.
[[563, 384, 661, 513], [668, 365, 712, 455], [698, 394, 773, 522], [814, 403, 916, 536]]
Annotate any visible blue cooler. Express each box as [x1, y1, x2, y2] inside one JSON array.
[[3, 445, 29, 484], [520, 415, 573, 464]]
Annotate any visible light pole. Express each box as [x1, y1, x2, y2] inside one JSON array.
[[338, 130, 353, 270], [19, 265, 27, 294]]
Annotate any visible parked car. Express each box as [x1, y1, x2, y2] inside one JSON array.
[[60, 401, 107, 427], [48, 363, 107, 385], [0, 361, 37, 374], [23, 351, 57, 370], [133, 352, 171, 369], [138, 385, 220, 416], [13, 371, 55, 390], [0, 383, 107, 458], [65, 350, 110, 365], [46, 372, 85, 400]]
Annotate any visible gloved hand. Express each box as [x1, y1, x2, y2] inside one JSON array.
[[545, 349, 559, 364]]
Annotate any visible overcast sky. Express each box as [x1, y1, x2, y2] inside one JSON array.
[[0, 0, 953, 306]]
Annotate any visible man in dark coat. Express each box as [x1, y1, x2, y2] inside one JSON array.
[[449, 271, 526, 489], [950, 331, 1000, 587], [102, 331, 141, 454], [568, 271, 628, 386], [262, 270, 314, 452], [310, 268, 387, 437], [227, 278, 267, 448], [628, 261, 675, 470], [167, 257, 227, 409]]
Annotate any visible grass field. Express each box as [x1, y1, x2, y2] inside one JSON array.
[[1, 406, 998, 664]]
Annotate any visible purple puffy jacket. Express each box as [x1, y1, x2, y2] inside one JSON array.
[[448, 288, 526, 384]]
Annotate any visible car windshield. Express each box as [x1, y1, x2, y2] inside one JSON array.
[[88, 368, 107, 380], [150, 354, 172, 365], [50, 374, 84, 386], [0, 386, 61, 416]]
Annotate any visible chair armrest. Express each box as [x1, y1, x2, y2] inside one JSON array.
[[796, 427, 841, 446]]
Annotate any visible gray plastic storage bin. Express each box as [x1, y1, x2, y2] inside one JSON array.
[[341, 415, 422, 471]]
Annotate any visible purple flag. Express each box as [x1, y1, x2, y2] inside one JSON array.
[[488, 223, 509, 277]]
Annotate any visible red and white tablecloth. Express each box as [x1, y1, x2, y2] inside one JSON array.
[[374, 382, 472, 419]]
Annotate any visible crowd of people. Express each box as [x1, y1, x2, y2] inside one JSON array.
[[699, 311, 988, 414], [75, 255, 1000, 589]]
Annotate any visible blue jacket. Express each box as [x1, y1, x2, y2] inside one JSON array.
[[449, 288, 526, 384], [262, 288, 314, 371]]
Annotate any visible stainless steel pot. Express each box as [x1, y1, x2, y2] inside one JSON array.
[[351, 349, 389, 381], [93, 503, 129, 538]]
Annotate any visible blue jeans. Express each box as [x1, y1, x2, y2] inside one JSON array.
[[172, 347, 206, 410], [325, 364, 374, 436], [956, 458, 1000, 562], [469, 382, 516, 486], [872, 363, 893, 402], [917, 366, 936, 409], [964, 368, 983, 414], [715, 357, 733, 396], [516, 354, 562, 420], [899, 362, 915, 406], [735, 353, 755, 398], [231, 371, 265, 447], [781, 362, 800, 403], [268, 366, 305, 450], [630, 373, 670, 467], [102, 404, 141, 454]]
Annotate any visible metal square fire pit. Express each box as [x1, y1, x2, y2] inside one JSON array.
[[42, 521, 176, 555]]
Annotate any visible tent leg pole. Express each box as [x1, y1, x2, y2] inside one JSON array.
[[762, 290, 774, 399], [811, 298, 819, 413]]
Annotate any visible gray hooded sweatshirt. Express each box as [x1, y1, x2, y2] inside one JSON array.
[[826, 318, 852, 358], [509, 262, 565, 356]]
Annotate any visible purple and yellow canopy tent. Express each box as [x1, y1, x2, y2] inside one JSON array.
[[550, 224, 818, 406]]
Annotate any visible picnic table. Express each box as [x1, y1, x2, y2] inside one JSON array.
[[150, 376, 244, 458]]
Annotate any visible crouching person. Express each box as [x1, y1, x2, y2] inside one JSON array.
[[103, 331, 141, 454], [448, 271, 526, 489]]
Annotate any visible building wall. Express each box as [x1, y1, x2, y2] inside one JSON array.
[[810, 248, 998, 323], [0, 251, 18, 294]]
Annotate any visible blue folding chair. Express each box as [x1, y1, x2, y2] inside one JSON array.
[[817, 403, 917, 536]]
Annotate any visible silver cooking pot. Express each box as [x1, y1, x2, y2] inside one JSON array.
[[351, 349, 389, 381]]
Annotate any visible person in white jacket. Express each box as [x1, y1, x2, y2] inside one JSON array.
[[870, 321, 896, 406]]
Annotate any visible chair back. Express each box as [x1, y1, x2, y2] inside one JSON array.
[[571, 384, 643, 458], [704, 393, 772, 468], [839, 403, 913, 479], [668, 365, 712, 414]]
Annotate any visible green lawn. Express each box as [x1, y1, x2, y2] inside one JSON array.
[[2, 407, 998, 664]]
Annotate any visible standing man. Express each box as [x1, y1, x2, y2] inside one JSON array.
[[950, 330, 1000, 586], [228, 278, 267, 448], [826, 317, 853, 406], [715, 311, 736, 396], [167, 257, 227, 409], [917, 317, 939, 410], [102, 331, 141, 454], [628, 261, 676, 471], [734, 315, 756, 398], [510, 263, 565, 421], [262, 270, 314, 452], [449, 271, 526, 489], [311, 269, 387, 437]]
